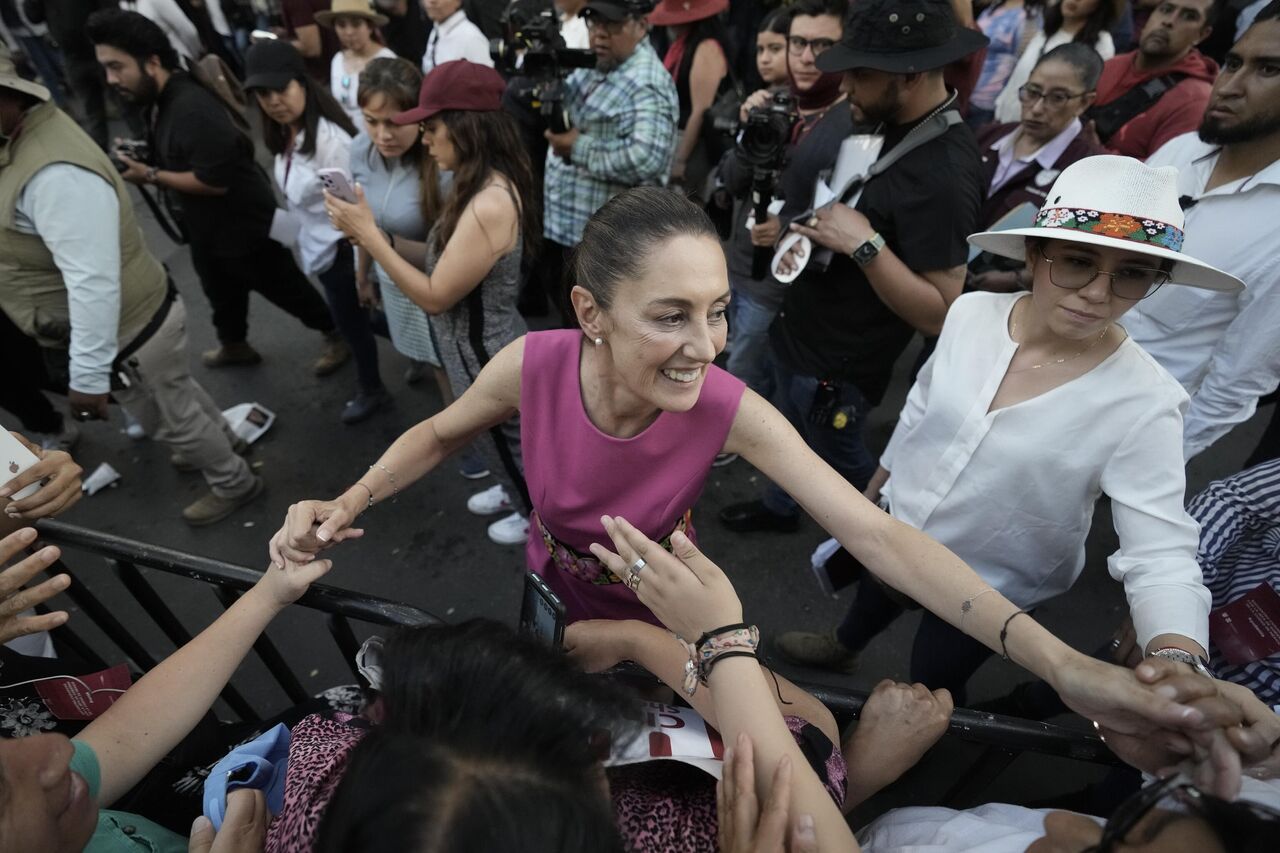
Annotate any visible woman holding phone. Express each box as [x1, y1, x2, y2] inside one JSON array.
[[322, 60, 538, 545], [244, 40, 390, 425]]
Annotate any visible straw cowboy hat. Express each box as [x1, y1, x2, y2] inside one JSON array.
[[649, 0, 728, 26], [968, 155, 1243, 293], [316, 0, 388, 28], [0, 46, 50, 103]]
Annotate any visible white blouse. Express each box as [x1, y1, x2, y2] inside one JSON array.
[[879, 292, 1208, 650], [330, 47, 397, 130], [271, 117, 353, 276]]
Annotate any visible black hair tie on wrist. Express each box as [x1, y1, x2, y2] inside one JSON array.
[[1000, 610, 1030, 662]]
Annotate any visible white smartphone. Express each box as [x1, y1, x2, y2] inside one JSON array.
[[317, 167, 357, 204], [0, 429, 42, 501]]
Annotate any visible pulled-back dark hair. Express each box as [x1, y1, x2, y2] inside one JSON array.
[[314, 620, 638, 852], [1035, 42, 1105, 90], [433, 109, 540, 263], [759, 6, 793, 35], [573, 187, 719, 310], [788, 0, 849, 20], [355, 57, 437, 220], [85, 8, 180, 72], [315, 731, 627, 853], [1043, 0, 1123, 52]]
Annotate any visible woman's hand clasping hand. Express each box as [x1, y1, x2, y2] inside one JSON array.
[[718, 732, 818, 853], [267, 498, 363, 566], [589, 515, 742, 641], [323, 184, 379, 248]]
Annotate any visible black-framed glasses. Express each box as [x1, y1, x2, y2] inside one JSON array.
[[1085, 775, 1199, 852], [1018, 83, 1089, 108], [1038, 246, 1171, 301], [787, 35, 837, 57]]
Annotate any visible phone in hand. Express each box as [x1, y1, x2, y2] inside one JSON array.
[[520, 572, 565, 649], [317, 167, 357, 204], [0, 429, 42, 501]]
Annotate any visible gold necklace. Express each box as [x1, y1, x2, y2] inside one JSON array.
[[1009, 302, 1110, 373]]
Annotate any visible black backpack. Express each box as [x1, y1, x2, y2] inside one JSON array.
[[1085, 73, 1187, 143]]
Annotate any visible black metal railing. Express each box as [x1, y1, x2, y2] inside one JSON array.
[[31, 520, 1113, 790]]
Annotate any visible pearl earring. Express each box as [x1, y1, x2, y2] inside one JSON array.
[[594, 337, 604, 347]]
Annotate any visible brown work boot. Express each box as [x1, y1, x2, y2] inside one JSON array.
[[182, 475, 264, 526], [201, 341, 262, 368], [313, 332, 350, 377], [171, 435, 250, 473], [774, 629, 859, 674]]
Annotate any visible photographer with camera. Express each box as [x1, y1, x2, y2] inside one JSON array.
[[720, 0, 987, 535], [541, 0, 678, 313], [717, 0, 849, 399], [0, 46, 262, 526], [87, 9, 351, 375]]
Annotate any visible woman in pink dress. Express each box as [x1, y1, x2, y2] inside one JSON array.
[[269, 188, 1234, 745]]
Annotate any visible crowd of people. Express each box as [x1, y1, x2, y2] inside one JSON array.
[[1, 0, 1279, 850]]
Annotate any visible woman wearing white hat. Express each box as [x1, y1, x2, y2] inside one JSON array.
[[777, 155, 1244, 703]]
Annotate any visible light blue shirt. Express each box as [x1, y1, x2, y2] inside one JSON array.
[[13, 163, 122, 395]]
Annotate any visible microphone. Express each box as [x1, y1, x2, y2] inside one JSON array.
[[1178, 195, 1199, 211]]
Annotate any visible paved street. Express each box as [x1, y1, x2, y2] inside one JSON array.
[[20, 178, 1270, 817]]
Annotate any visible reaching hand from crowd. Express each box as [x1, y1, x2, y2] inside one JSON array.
[[187, 789, 268, 853], [268, 498, 364, 566], [589, 514, 742, 641], [843, 680, 954, 809], [0, 432, 83, 521], [789, 204, 874, 258], [0, 527, 70, 644], [1109, 616, 1144, 669], [719, 734, 818, 853], [563, 618, 639, 674]]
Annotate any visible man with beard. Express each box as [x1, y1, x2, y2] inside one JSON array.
[[1123, 3, 1280, 459], [719, 0, 986, 538], [0, 47, 262, 525], [1086, 0, 1220, 159], [540, 0, 677, 316], [85, 9, 349, 374]]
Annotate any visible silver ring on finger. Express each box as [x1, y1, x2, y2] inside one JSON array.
[[1110, 638, 1122, 650]]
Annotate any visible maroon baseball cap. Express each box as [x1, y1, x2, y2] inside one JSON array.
[[392, 60, 506, 125]]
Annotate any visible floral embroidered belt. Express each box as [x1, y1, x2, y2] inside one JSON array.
[[533, 509, 693, 586]]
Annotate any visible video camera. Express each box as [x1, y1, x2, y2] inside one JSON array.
[[491, 0, 597, 134], [716, 91, 798, 278]]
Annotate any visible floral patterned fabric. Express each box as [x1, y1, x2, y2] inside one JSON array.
[[533, 509, 692, 586], [1034, 206, 1185, 251]]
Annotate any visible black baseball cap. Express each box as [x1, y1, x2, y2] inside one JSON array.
[[243, 39, 307, 91], [581, 0, 653, 23]]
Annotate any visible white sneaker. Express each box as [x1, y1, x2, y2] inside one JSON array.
[[467, 484, 512, 516], [488, 512, 529, 545]]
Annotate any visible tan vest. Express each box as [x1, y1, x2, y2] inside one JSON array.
[[0, 101, 166, 349]]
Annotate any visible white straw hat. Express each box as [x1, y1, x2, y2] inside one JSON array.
[[968, 155, 1243, 293]]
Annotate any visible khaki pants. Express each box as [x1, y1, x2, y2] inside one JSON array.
[[114, 296, 255, 498]]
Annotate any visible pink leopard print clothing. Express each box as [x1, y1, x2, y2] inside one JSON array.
[[265, 713, 369, 853], [609, 715, 847, 853]]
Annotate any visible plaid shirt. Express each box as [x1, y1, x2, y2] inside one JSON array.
[[543, 38, 678, 246]]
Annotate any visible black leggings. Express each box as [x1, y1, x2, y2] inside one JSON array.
[[317, 242, 383, 394]]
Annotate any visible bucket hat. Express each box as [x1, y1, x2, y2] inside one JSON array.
[[817, 0, 988, 75], [968, 155, 1243, 293], [392, 60, 505, 125], [649, 0, 727, 26], [0, 46, 49, 103], [316, 0, 389, 28]]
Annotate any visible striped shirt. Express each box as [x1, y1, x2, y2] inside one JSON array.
[[1191, 459, 1280, 705], [543, 37, 678, 246]]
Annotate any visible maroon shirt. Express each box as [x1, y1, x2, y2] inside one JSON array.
[[279, 0, 341, 83]]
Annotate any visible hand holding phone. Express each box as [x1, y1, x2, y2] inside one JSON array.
[[317, 167, 357, 204], [520, 572, 566, 649], [0, 430, 43, 502]]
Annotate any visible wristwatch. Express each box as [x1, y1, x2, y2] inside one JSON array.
[[850, 232, 885, 267], [1148, 647, 1215, 679]]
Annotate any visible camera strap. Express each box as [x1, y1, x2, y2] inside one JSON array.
[[833, 109, 962, 206]]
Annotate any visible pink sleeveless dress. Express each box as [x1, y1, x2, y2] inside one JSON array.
[[521, 330, 745, 624]]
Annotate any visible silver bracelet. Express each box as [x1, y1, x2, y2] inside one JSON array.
[[368, 463, 398, 499], [960, 587, 997, 631], [352, 481, 374, 510]]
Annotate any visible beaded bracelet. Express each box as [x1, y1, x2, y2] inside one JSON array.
[[679, 624, 760, 695], [368, 463, 398, 499], [352, 481, 374, 510]]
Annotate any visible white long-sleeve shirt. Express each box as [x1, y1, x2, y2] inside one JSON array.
[[271, 118, 353, 276], [120, 0, 203, 61], [12, 164, 122, 396], [1123, 133, 1280, 460], [420, 10, 493, 74], [879, 292, 1209, 650]]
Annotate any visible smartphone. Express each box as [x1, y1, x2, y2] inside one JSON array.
[[317, 167, 357, 204], [0, 429, 42, 501], [520, 572, 565, 649]]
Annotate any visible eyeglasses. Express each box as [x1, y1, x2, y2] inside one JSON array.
[[787, 36, 837, 57], [1018, 84, 1089, 108], [585, 17, 627, 34], [1038, 246, 1171, 301], [1085, 775, 1199, 852]]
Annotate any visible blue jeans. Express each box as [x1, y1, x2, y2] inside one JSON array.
[[761, 360, 877, 517], [726, 277, 780, 399]]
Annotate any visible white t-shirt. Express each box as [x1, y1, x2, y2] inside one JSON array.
[[421, 10, 493, 74], [119, 0, 203, 61], [330, 47, 397, 130]]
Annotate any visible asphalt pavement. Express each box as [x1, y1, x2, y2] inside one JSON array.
[[16, 177, 1269, 820]]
